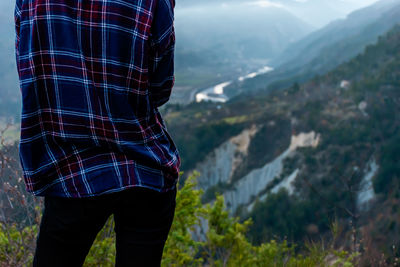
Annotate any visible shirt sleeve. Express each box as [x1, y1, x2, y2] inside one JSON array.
[[148, 0, 176, 107]]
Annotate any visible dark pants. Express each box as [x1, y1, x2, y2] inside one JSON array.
[[33, 186, 177, 267]]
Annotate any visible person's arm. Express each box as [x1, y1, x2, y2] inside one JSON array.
[[148, 0, 175, 107]]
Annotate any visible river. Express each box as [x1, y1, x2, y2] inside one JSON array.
[[194, 66, 274, 103]]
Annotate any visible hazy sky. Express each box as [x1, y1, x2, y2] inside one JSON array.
[[1, 0, 381, 26], [176, 0, 381, 27]]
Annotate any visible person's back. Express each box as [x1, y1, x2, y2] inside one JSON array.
[[14, 0, 180, 265]]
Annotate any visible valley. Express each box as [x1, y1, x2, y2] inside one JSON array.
[[164, 24, 400, 257]]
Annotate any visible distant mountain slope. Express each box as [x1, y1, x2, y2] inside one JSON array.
[[164, 24, 400, 255], [224, 0, 400, 98], [176, 4, 312, 61], [0, 0, 313, 116], [177, 0, 379, 27], [274, 0, 400, 68], [173, 3, 313, 92], [272, 0, 380, 27]]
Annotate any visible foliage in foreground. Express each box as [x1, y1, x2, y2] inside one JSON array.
[[86, 172, 357, 266], [0, 172, 357, 266]]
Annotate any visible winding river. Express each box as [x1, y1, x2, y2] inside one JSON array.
[[194, 66, 274, 103]]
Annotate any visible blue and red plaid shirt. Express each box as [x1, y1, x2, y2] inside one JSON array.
[[14, 0, 180, 197]]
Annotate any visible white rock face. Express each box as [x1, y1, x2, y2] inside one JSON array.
[[193, 125, 258, 191], [340, 80, 351, 89], [223, 131, 320, 214], [357, 158, 378, 210], [246, 168, 300, 213], [358, 101, 368, 117], [191, 127, 321, 215], [271, 168, 299, 195], [194, 141, 237, 191], [223, 148, 291, 213], [289, 131, 320, 151], [192, 128, 320, 214]]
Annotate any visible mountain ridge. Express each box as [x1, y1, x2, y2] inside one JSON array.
[[164, 24, 400, 255], [223, 0, 400, 99]]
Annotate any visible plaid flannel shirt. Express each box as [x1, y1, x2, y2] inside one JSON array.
[[14, 0, 180, 197]]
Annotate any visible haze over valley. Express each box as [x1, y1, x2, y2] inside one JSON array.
[[0, 0, 382, 113], [172, 0, 382, 102]]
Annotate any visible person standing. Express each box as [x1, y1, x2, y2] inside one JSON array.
[[14, 0, 180, 266]]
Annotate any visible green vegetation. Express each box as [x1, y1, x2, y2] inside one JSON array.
[[247, 189, 314, 244], [373, 135, 400, 198], [173, 121, 245, 172], [162, 25, 400, 265], [232, 118, 291, 182], [86, 173, 359, 266], [225, 2, 400, 99], [0, 173, 357, 266]]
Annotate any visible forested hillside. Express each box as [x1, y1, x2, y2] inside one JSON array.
[[163, 24, 400, 264], [224, 0, 400, 99]]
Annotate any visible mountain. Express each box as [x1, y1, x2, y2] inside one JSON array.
[[175, 4, 312, 61], [172, 0, 382, 95], [274, 0, 400, 67], [271, 0, 380, 27], [164, 24, 400, 257], [0, 0, 314, 114], [177, 0, 380, 27], [224, 0, 400, 98], [172, 2, 313, 96], [0, 0, 385, 113]]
